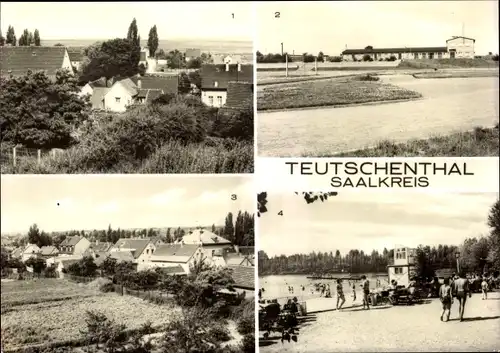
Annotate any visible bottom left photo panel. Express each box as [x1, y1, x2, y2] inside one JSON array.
[[0, 175, 256, 353]]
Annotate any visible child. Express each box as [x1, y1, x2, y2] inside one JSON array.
[[481, 277, 489, 300], [439, 277, 453, 322], [336, 279, 345, 310]]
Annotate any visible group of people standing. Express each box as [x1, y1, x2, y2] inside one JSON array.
[[313, 275, 372, 310], [438, 272, 490, 322]]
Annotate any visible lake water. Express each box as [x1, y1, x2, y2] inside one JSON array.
[[258, 273, 389, 302]]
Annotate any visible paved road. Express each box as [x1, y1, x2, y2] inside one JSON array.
[[257, 76, 499, 157], [260, 291, 500, 352]]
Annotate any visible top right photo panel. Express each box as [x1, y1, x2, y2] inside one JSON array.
[[256, 1, 499, 158]]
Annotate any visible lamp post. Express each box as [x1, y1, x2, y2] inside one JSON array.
[[455, 251, 460, 274]]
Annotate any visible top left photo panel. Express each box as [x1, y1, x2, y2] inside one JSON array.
[[0, 2, 255, 174]]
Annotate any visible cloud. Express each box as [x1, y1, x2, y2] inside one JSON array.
[[95, 201, 119, 213], [149, 189, 187, 206]]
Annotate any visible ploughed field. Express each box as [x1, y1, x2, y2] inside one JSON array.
[[0, 279, 181, 351], [257, 75, 499, 157]]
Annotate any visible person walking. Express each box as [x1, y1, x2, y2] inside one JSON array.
[[439, 277, 453, 322], [336, 279, 346, 310], [453, 272, 471, 322], [351, 280, 357, 302], [481, 277, 489, 300], [360, 275, 370, 310]]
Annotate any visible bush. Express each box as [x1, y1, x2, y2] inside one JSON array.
[[209, 325, 232, 343], [355, 74, 380, 82], [362, 54, 373, 62], [236, 316, 254, 335], [211, 109, 253, 141], [99, 282, 115, 293], [240, 334, 255, 353]]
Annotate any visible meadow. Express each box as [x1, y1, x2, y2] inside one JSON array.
[[257, 75, 422, 111]]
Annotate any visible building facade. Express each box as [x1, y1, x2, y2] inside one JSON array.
[[341, 36, 475, 61], [387, 246, 417, 287]]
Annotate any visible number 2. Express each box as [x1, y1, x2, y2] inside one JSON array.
[[275, 12, 280, 18]]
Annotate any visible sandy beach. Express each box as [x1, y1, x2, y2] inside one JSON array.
[[260, 291, 500, 352]]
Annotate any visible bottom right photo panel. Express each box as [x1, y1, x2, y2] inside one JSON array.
[[257, 191, 500, 352]]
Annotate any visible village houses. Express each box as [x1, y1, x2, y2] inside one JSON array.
[[11, 243, 41, 262], [58, 236, 91, 256], [0, 46, 73, 79], [199, 63, 253, 108]]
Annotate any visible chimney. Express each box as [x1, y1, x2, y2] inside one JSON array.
[[237, 63, 241, 72], [225, 63, 229, 72], [137, 79, 142, 89]]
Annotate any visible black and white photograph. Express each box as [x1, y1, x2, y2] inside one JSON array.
[[256, 1, 499, 157], [257, 191, 500, 352], [0, 175, 256, 352], [0, 2, 254, 174]]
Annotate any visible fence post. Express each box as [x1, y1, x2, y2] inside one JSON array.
[[37, 150, 41, 164], [12, 147, 16, 167]]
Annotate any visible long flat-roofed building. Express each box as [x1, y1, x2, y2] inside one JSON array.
[[341, 36, 475, 61]]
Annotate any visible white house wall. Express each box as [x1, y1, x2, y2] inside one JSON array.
[[74, 238, 91, 256], [446, 37, 475, 58], [135, 243, 157, 264], [201, 90, 227, 108], [62, 49, 74, 73], [104, 84, 134, 112]]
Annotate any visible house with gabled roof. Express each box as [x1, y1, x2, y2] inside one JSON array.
[[0, 46, 73, 79], [59, 236, 91, 256], [67, 47, 84, 71], [11, 243, 41, 262], [110, 238, 156, 265], [199, 63, 253, 108], [219, 81, 253, 113], [178, 228, 233, 260], [185, 48, 201, 61], [147, 243, 204, 274], [39, 246, 59, 258], [228, 265, 255, 295]]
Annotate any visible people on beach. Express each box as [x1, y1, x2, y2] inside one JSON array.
[[481, 277, 489, 300], [439, 277, 453, 322], [453, 272, 472, 322], [336, 279, 346, 310], [325, 284, 332, 298], [258, 289, 262, 299], [361, 275, 370, 310], [352, 281, 357, 302]]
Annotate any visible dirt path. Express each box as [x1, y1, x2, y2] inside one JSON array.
[[260, 291, 500, 352], [257, 76, 499, 157]]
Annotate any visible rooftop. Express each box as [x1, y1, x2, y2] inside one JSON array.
[[151, 244, 199, 263], [342, 47, 448, 55], [113, 239, 151, 259], [0, 46, 69, 77], [200, 64, 253, 90], [228, 265, 254, 290]]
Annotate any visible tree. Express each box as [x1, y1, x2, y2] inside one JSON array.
[[223, 213, 234, 243], [28, 224, 42, 246], [147, 25, 159, 57], [317, 51, 324, 62], [6, 26, 16, 46], [81, 310, 127, 350], [186, 57, 202, 69], [54, 43, 65, 46], [0, 30, 5, 46], [25, 257, 46, 275], [79, 38, 140, 82], [178, 72, 191, 94], [33, 29, 41, 46], [18, 29, 34, 46], [127, 18, 140, 47], [0, 69, 91, 149], [187, 70, 201, 89], [1, 247, 9, 270], [487, 199, 500, 271], [68, 256, 98, 277]]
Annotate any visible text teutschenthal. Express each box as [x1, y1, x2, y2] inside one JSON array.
[[286, 162, 474, 176]]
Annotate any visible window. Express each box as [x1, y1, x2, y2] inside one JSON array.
[[217, 96, 222, 106], [146, 249, 149, 254], [208, 96, 214, 106], [395, 267, 403, 274], [438, 52, 443, 59], [214, 81, 218, 88], [398, 53, 402, 60], [115, 97, 121, 103]]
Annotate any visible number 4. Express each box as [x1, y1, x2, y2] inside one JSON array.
[[278, 210, 283, 216]]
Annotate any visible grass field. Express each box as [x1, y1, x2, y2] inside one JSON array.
[[316, 126, 499, 157], [257, 76, 422, 111], [0, 279, 182, 351]]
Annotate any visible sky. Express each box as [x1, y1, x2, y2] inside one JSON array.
[[0, 2, 253, 41], [259, 191, 498, 257], [257, 1, 499, 55], [1, 176, 254, 234]]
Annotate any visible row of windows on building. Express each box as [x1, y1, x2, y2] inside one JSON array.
[[208, 95, 223, 106]]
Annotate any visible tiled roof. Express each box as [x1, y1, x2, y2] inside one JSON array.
[[135, 75, 179, 94], [183, 229, 231, 245], [228, 265, 254, 290], [67, 47, 84, 62], [156, 265, 186, 275], [342, 47, 448, 55], [113, 239, 151, 259], [89, 77, 109, 88], [90, 242, 113, 252], [11, 247, 23, 258], [110, 251, 135, 263], [223, 81, 253, 111], [151, 244, 199, 263], [60, 236, 83, 247], [200, 64, 253, 90], [137, 88, 164, 103], [446, 36, 475, 43], [90, 87, 110, 109], [0, 46, 68, 77], [115, 77, 138, 96], [40, 246, 59, 256]]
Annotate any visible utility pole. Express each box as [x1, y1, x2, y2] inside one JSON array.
[[285, 53, 288, 77], [281, 42, 283, 56]]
